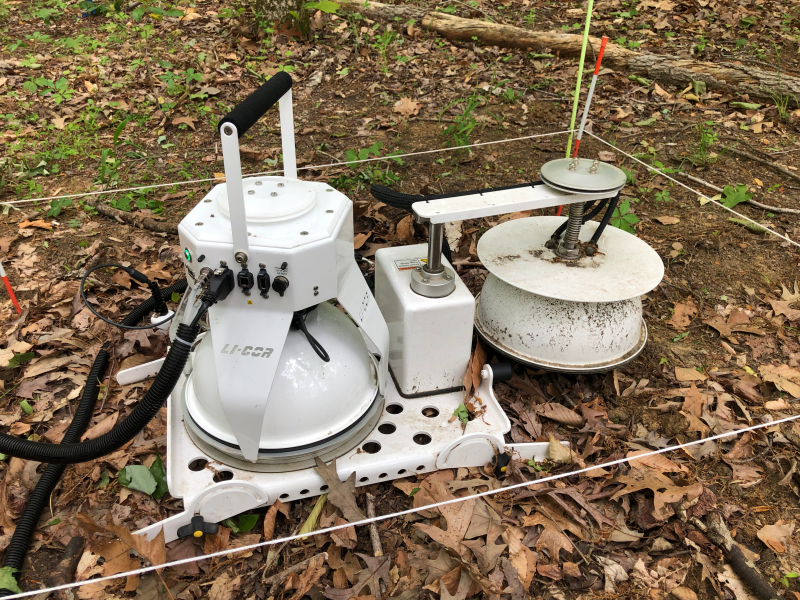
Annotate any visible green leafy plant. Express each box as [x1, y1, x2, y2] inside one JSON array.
[[118, 455, 168, 498], [47, 198, 72, 217], [131, 3, 184, 21], [333, 142, 404, 192], [6, 352, 34, 369], [373, 31, 397, 73], [20, 400, 34, 415], [779, 572, 799, 588], [453, 403, 469, 425], [441, 87, 485, 147], [304, 0, 339, 12], [654, 190, 671, 202], [720, 183, 753, 208], [22, 77, 76, 104], [34, 7, 59, 24], [684, 121, 718, 167], [610, 198, 640, 234], [0, 568, 22, 594], [523, 8, 535, 26], [222, 513, 259, 534]]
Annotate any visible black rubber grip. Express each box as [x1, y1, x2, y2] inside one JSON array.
[[218, 72, 293, 138], [490, 362, 514, 382]]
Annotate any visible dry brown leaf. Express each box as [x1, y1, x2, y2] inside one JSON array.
[[395, 214, 415, 245], [655, 216, 680, 225], [353, 232, 371, 250], [81, 412, 119, 441], [263, 499, 283, 541], [288, 554, 327, 600], [18, 219, 53, 230], [675, 367, 707, 382], [626, 450, 687, 473], [756, 519, 795, 553], [759, 364, 800, 398], [681, 383, 704, 417], [666, 298, 698, 330], [781, 282, 800, 303], [393, 97, 421, 117], [535, 403, 584, 427], [314, 457, 365, 523], [522, 512, 574, 563], [172, 115, 196, 130], [769, 299, 800, 321], [547, 433, 573, 463]]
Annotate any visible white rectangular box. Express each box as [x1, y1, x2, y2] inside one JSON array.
[[375, 245, 475, 396]]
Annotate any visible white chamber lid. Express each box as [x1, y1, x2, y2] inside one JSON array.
[[217, 176, 316, 222]]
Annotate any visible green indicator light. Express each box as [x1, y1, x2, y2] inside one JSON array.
[[184, 248, 192, 263]]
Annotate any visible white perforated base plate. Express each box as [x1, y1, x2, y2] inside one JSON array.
[[136, 358, 556, 542]]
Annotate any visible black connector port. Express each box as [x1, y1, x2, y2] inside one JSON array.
[[202, 266, 235, 305], [237, 268, 254, 294], [257, 267, 270, 298]]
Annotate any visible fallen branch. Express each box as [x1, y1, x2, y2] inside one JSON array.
[[723, 146, 800, 185], [678, 171, 800, 215], [338, 0, 800, 102], [705, 511, 779, 600], [40, 536, 86, 600], [85, 195, 177, 235]]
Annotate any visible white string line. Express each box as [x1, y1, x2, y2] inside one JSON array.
[[5, 410, 799, 600], [0, 130, 576, 208], [586, 131, 800, 249]]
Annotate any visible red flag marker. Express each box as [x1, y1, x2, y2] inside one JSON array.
[[0, 260, 21, 314]]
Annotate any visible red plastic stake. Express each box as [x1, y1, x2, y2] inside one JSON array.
[[0, 260, 22, 314]]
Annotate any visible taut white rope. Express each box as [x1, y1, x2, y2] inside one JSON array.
[[0, 130, 576, 208], [586, 131, 800, 249], [3, 411, 798, 599]]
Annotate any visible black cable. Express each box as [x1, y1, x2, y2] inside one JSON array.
[[80, 263, 177, 330], [0, 280, 188, 596], [589, 193, 620, 246], [291, 307, 330, 362]]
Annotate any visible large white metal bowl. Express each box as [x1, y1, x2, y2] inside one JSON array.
[[474, 216, 663, 372]]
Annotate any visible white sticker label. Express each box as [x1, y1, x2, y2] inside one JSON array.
[[393, 258, 427, 271]]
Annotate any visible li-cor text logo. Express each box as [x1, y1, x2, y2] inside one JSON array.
[[220, 344, 274, 358]]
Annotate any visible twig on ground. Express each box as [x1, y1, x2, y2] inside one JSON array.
[[263, 552, 328, 596], [85, 195, 178, 234], [723, 146, 800, 185], [677, 171, 800, 214], [705, 511, 779, 600], [366, 493, 387, 598]]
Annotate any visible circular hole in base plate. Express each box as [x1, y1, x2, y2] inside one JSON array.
[[379, 473, 387, 478], [416, 465, 426, 471], [212, 470, 234, 483], [280, 493, 289, 499], [378, 423, 396, 435], [320, 485, 329, 492], [362, 441, 382, 454], [398, 469, 407, 475], [188, 458, 208, 472], [386, 403, 404, 415], [422, 407, 439, 418], [413, 433, 432, 445], [300, 489, 309, 495], [359, 476, 369, 483]]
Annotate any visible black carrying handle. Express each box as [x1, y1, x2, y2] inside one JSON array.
[[218, 71, 293, 138]]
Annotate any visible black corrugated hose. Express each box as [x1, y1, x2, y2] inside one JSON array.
[[0, 280, 188, 596]]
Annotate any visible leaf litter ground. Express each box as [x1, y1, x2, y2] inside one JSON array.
[[0, 0, 800, 598]]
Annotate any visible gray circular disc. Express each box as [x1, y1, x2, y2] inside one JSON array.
[[540, 158, 626, 194]]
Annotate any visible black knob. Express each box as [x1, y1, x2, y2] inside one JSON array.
[[272, 276, 289, 297]]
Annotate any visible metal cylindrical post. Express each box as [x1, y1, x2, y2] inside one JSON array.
[[556, 202, 585, 260], [425, 223, 445, 274]]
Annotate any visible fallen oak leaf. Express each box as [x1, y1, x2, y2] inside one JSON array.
[[534, 403, 584, 427], [655, 216, 680, 225], [675, 366, 707, 382], [769, 299, 800, 321], [759, 364, 800, 398], [666, 297, 698, 330], [756, 519, 794, 553], [323, 553, 391, 599], [313, 457, 365, 523], [393, 97, 421, 117]]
